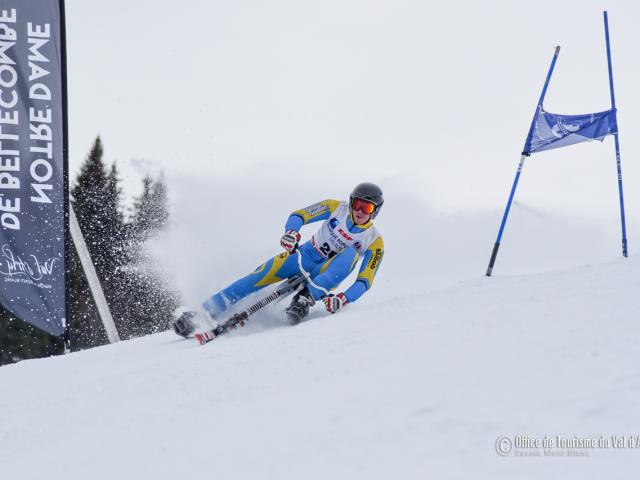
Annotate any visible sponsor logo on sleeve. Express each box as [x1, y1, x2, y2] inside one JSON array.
[[369, 248, 383, 270], [304, 202, 329, 217]]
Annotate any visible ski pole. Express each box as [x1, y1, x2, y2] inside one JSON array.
[[294, 247, 330, 296], [195, 248, 327, 345]]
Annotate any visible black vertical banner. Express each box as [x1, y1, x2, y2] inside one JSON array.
[[0, 0, 67, 336]]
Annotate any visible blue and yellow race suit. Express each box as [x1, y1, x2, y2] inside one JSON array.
[[203, 199, 384, 318]]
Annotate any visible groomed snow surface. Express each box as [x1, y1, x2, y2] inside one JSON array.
[[2, 254, 640, 479]]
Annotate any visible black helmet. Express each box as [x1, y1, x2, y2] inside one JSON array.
[[350, 182, 384, 219]]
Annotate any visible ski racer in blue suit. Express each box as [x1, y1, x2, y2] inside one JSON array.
[[203, 183, 385, 324]]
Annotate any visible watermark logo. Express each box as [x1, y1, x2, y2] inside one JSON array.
[[495, 436, 513, 456], [495, 434, 640, 458]]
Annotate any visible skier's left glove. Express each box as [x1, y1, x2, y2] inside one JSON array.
[[323, 293, 348, 314], [281, 230, 301, 253]]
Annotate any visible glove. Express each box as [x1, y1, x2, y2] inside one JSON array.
[[323, 293, 348, 314], [280, 230, 301, 253]]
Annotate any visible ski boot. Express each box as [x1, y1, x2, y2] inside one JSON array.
[[285, 287, 315, 325], [173, 311, 198, 338]]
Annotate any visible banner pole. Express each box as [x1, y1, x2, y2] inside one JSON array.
[[486, 155, 526, 276], [604, 11, 628, 257], [486, 47, 561, 276], [69, 207, 120, 343], [59, 0, 71, 352]]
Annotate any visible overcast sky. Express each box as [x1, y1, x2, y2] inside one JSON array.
[[65, 0, 640, 221]]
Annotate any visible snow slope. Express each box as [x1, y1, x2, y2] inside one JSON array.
[[17, 2, 638, 477], [2, 256, 639, 479]]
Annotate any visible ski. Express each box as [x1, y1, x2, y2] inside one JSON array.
[[194, 274, 306, 345], [194, 311, 247, 345]]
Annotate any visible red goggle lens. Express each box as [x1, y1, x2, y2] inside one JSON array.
[[351, 198, 376, 214]]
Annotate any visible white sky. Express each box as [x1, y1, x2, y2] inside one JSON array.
[[65, 0, 640, 221]]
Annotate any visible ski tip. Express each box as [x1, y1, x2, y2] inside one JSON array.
[[195, 331, 215, 345]]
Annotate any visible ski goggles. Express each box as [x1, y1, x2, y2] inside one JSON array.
[[350, 198, 376, 215]]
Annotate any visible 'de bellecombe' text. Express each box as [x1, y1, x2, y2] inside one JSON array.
[[0, 8, 56, 231]]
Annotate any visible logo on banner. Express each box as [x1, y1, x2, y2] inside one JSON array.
[[0, 244, 59, 283], [551, 119, 580, 138]]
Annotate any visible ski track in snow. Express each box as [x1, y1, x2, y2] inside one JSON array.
[[1, 257, 640, 479]]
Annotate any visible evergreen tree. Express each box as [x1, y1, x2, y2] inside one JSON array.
[[102, 163, 125, 275], [71, 137, 106, 224], [68, 136, 116, 350], [71, 136, 119, 278], [149, 174, 169, 232], [131, 174, 169, 240], [115, 173, 177, 338], [131, 175, 152, 237]]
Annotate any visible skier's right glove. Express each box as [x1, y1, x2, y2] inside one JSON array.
[[280, 230, 301, 253], [323, 293, 348, 314]]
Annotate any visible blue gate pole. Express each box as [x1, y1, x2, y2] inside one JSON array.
[[604, 11, 628, 257], [486, 46, 561, 276]]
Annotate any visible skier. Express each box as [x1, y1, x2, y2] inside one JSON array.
[[174, 182, 385, 336]]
